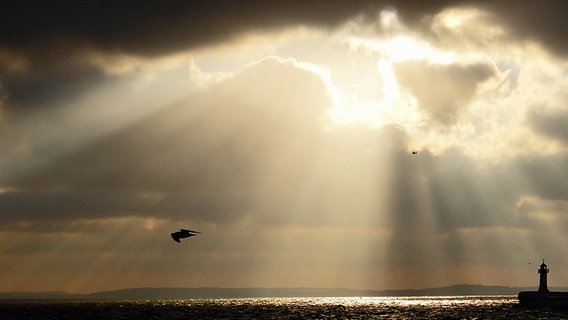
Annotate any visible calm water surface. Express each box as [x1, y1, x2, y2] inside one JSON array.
[[2, 296, 568, 319]]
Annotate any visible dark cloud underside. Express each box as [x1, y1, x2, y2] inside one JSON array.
[[2, 1, 567, 110], [0, 0, 382, 66], [1, 1, 566, 62]]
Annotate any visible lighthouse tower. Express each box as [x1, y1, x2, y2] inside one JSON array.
[[538, 259, 549, 293]]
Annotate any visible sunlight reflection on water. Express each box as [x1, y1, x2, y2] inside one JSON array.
[[2, 296, 566, 319]]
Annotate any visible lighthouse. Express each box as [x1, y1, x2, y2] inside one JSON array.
[[538, 259, 549, 293], [519, 259, 568, 307]]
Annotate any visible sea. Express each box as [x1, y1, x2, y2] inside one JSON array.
[[2, 296, 568, 319]]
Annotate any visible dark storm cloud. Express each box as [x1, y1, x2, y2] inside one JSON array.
[[481, 0, 568, 57], [2, 0, 566, 62], [0, 0, 382, 92], [2, 0, 567, 109], [0, 0, 377, 108], [0, 0, 380, 56]]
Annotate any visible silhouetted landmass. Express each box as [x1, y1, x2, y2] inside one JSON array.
[[370, 284, 529, 297], [0, 291, 72, 300], [3, 285, 561, 300]]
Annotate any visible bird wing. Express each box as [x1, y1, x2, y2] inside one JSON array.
[[171, 232, 181, 243]]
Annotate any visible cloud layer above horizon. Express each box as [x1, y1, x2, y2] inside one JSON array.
[[2, 0, 568, 293]]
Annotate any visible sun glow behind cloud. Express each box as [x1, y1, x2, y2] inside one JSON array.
[[329, 23, 456, 128]]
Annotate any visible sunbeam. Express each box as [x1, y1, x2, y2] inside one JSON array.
[[2, 3, 568, 295]]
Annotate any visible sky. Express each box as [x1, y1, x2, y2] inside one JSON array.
[[1, 0, 568, 294]]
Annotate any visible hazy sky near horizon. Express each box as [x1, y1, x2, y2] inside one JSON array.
[[2, 0, 568, 294]]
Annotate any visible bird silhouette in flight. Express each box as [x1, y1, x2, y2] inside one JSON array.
[[171, 229, 200, 243]]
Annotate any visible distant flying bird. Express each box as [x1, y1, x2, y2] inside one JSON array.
[[171, 229, 200, 243], [411, 151, 418, 154]]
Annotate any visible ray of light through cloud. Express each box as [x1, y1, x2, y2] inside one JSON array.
[[1, 1, 568, 294]]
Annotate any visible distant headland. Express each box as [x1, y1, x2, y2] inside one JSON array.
[[0, 284, 543, 300]]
